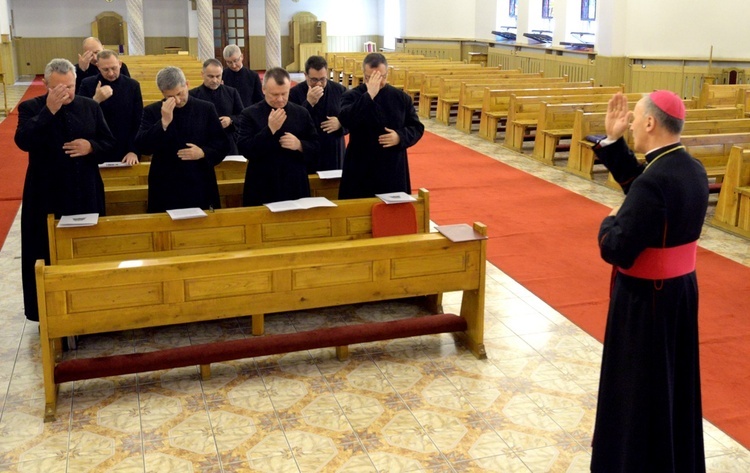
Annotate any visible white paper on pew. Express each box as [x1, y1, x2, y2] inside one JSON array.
[[435, 224, 488, 242], [166, 208, 208, 220], [57, 213, 99, 228], [375, 192, 417, 204], [264, 197, 337, 212], [98, 161, 132, 168], [317, 169, 342, 179], [223, 155, 248, 162]]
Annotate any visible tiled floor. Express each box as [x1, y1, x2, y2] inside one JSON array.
[[1, 79, 749, 472]]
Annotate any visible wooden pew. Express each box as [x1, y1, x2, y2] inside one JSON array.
[[100, 160, 341, 214], [391, 63, 489, 96], [475, 85, 621, 140], [37, 221, 488, 420], [568, 111, 750, 180], [404, 66, 517, 102], [500, 87, 626, 149], [528, 94, 643, 162], [50, 190, 430, 266], [454, 78, 581, 132], [532, 97, 728, 164], [348, 57, 449, 87], [417, 71, 541, 119], [696, 83, 750, 108], [712, 145, 750, 238]]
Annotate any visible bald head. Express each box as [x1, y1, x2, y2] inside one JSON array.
[[81, 37, 104, 68]]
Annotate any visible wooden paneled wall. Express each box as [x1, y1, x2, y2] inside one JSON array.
[[13, 37, 191, 76]]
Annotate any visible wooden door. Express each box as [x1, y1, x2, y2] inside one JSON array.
[[212, 1, 250, 68]]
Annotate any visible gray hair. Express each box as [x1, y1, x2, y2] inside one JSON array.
[[156, 66, 186, 91], [44, 58, 76, 82], [202, 58, 223, 70], [97, 49, 119, 61], [223, 44, 241, 59], [643, 96, 684, 135]]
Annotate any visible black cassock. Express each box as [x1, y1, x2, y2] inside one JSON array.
[[75, 62, 130, 92], [592, 139, 708, 473], [14, 95, 116, 321], [79, 73, 143, 161], [135, 97, 230, 213], [237, 101, 319, 206], [337, 84, 424, 199], [222, 67, 263, 108], [189, 84, 244, 156], [289, 80, 347, 172]]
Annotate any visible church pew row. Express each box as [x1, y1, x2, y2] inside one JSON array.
[[712, 145, 750, 238], [503, 90, 636, 152], [348, 57, 454, 87], [404, 67, 520, 104], [528, 98, 730, 163], [103, 175, 340, 215], [99, 160, 340, 215], [475, 86, 623, 141], [37, 222, 488, 421], [50, 190, 430, 266], [454, 78, 590, 132], [438, 77, 577, 126], [417, 71, 542, 119], [328, 52, 426, 85], [391, 63, 498, 97], [695, 83, 750, 109], [568, 109, 750, 181]]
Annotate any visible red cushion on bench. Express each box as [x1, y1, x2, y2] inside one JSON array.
[[371, 202, 418, 237]]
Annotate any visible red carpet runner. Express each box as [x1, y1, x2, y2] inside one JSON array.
[[409, 131, 750, 449], [0, 77, 46, 247]]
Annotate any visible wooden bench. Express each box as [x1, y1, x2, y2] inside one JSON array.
[[532, 97, 728, 164], [712, 145, 750, 238], [696, 83, 750, 108], [500, 87, 626, 150], [100, 161, 341, 215], [568, 111, 750, 180], [417, 71, 541, 119], [475, 85, 622, 141], [528, 94, 647, 162], [37, 221, 488, 421], [348, 57, 450, 87], [404, 66, 517, 102], [48, 190, 430, 332], [454, 77, 580, 132], [390, 63, 491, 98]]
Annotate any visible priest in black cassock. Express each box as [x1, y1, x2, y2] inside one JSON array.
[[75, 37, 130, 91], [337, 53, 424, 199], [135, 66, 231, 213], [189, 58, 244, 156], [14, 58, 116, 321], [289, 55, 347, 172], [590, 91, 707, 472], [237, 67, 319, 206], [79, 49, 142, 165], [221, 44, 263, 108]]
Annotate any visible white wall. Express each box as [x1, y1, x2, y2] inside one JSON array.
[[474, 0, 497, 41], [248, 0, 380, 36], [623, 0, 750, 59], [11, 0, 188, 37], [402, 0, 476, 38]]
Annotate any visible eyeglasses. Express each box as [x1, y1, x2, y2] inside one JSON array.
[[308, 77, 327, 84]]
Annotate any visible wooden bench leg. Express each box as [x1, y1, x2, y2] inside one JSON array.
[[251, 314, 264, 336], [200, 364, 211, 380], [484, 116, 499, 142], [336, 346, 349, 361], [425, 293, 444, 315], [478, 114, 489, 140], [540, 135, 560, 165]]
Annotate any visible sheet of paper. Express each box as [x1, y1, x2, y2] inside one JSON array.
[[166, 208, 208, 220], [264, 197, 337, 212], [435, 224, 488, 242], [376, 192, 417, 204], [317, 169, 342, 179], [57, 213, 99, 228], [223, 155, 248, 163], [98, 162, 132, 168]]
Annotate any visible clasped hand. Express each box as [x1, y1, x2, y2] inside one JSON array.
[[177, 143, 204, 160], [378, 127, 400, 148], [94, 81, 113, 103], [321, 116, 341, 134], [268, 108, 287, 134], [62, 139, 93, 157]]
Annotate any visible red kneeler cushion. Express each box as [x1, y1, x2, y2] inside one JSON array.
[[371, 202, 418, 237]]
